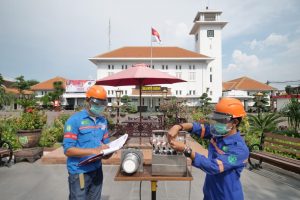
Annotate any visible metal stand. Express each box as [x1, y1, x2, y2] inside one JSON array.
[[151, 181, 157, 200]]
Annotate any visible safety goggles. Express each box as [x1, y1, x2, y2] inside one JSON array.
[[208, 112, 233, 124], [89, 97, 108, 106]]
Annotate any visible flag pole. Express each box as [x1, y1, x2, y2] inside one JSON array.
[[150, 27, 153, 113]]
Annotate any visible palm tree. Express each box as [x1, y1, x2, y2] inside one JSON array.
[[248, 112, 284, 134], [281, 98, 300, 134]]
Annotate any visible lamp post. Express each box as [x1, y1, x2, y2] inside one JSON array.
[[116, 89, 122, 124], [162, 88, 168, 129], [162, 88, 168, 100], [175, 101, 181, 124]]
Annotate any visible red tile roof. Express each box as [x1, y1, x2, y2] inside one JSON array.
[[92, 46, 210, 59], [223, 76, 277, 91], [4, 87, 33, 95], [31, 76, 66, 91]]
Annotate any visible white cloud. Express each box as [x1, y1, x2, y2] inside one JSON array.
[[225, 50, 259, 72], [161, 20, 192, 49], [249, 33, 288, 50]]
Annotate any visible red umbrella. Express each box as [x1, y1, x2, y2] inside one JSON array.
[[95, 63, 186, 127]]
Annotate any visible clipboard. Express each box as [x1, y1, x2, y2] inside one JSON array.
[[78, 134, 128, 166]]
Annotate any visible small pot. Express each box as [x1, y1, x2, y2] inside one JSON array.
[[17, 129, 42, 148]]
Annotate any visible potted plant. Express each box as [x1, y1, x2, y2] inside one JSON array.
[[16, 110, 47, 148]]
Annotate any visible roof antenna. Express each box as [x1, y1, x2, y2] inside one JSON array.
[[206, 0, 209, 10], [108, 18, 111, 51]]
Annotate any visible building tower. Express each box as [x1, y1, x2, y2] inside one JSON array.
[[190, 10, 227, 102]]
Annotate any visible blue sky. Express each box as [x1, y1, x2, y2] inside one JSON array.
[[0, 0, 299, 89]]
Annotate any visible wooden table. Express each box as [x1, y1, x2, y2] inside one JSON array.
[[115, 165, 193, 200]]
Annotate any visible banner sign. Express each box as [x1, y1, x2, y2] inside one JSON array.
[[66, 80, 96, 92], [141, 86, 162, 91]]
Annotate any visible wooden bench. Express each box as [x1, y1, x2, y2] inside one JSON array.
[[0, 147, 13, 166], [248, 132, 300, 174]]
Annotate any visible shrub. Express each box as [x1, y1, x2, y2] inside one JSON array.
[[0, 117, 21, 150], [39, 113, 70, 147], [17, 110, 47, 130]]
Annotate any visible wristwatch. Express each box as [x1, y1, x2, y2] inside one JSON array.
[[183, 146, 192, 158]]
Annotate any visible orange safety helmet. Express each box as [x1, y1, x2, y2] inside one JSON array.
[[215, 97, 246, 118], [86, 85, 107, 100]]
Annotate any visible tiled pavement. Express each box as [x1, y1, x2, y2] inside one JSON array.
[[0, 163, 299, 200], [1, 135, 299, 200]]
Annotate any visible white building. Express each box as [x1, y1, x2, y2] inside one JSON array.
[[89, 10, 227, 110], [222, 76, 277, 111]]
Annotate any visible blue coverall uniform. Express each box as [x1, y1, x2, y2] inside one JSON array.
[[63, 109, 110, 199], [190, 122, 249, 200]]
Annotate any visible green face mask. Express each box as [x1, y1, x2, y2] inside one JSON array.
[[211, 123, 231, 136], [90, 104, 105, 117]]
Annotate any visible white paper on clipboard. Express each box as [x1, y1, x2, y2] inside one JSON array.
[[78, 134, 128, 166]]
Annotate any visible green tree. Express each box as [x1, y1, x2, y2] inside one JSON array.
[[0, 73, 3, 85], [253, 92, 269, 113], [285, 85, 292, 95], [12, 75, 30, 94], [199, 93, 213, 115], [0, 74, 14, 109], [281, 98, 300, 134], [12, 75, 38, 111], [27, 79, 39, 87], [48, 81, 65, 102], [248, 113, 284, 134]]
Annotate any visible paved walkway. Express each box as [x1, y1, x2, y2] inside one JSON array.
[[0, 162, 299, 200]]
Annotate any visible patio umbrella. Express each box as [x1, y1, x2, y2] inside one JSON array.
[[95, 63, 186, 129]]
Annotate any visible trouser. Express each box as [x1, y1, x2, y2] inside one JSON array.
[[68, 166, 103, 200]]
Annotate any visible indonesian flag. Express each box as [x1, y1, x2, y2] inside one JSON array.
[[151, 27, 161, 43]]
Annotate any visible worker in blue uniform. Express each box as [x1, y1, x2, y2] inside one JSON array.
[[63, 85, 111, 200], [168, 97, 249, 200]]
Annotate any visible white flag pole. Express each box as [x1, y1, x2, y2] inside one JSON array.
[[150, 27, 153, 112]]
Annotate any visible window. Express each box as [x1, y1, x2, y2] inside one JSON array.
[[166, 65, 168, 70], [108, 65, 110, 70], [207, 30, 214, 37], [112, 90, 114, 95], [179, 65, 181, 70], [179, 90, 182, 95], [189, 90, 192, 95], [210, 74, 212, 82], [125, 65, 128, 69], [210, 67, 212, 72], [112, 65, 114, 70], [176, 65, 178, 70], [193, 65, 195, 70], [189, 65, 191, 70], [189, 72, 196, 81], [195, 33, 198, 41], [108, 90, 110, 95], [162, 65, 164, 70], [204, 14, 216, 21], [176, 90, 178, 95], [122, 65, 124, 69], [108, 72, 114, 76], [210, 91, 213, 95], [176, 72, 182, 79], [152, 65, 154, 69], [193, 90, 196, 95], [125, 91, 127, 95]]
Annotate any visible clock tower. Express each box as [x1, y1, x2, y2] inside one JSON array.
[[190, 9, 227, 102]]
